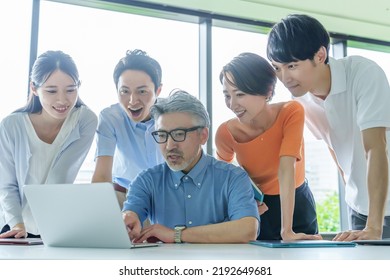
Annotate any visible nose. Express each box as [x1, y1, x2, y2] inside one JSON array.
[[165, 134, 178, 149], [278, 69, 291, 84], [128, 93, 138, 105], [227, 96, 237, 110], [57, 90, 69, 103]]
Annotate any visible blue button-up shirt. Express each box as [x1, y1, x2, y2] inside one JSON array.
[[123, 152, 260, 230], [95, 103, 164, 188]]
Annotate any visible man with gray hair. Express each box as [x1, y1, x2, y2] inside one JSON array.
[[122, 89, 260, 243]]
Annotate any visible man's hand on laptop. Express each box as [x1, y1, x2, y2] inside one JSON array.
[[0, 223, 27, 238], [133, 224, 173, 243], [122, 211, 142, 241]]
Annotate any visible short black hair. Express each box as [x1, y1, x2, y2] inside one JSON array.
[[113, 49, 162, 91], [267, 14, 330, 64], [219, 52, 276, 100]]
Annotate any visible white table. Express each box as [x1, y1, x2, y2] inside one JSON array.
[[0, 243, 389, 260]]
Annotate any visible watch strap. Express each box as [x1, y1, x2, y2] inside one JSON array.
[[174, 225, 186, 243]]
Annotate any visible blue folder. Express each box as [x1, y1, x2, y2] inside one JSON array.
[[249, 240, 356, 248]]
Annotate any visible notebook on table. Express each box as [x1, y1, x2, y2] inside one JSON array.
[[248, 178, 264, 203], [0, 238, 43, 246], [23, 182, 158, 249], [242, 168, 264, 203], [249, 239, 356, 248]]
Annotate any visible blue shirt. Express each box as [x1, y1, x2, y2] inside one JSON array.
[[95, 103, 164, 188], [123, 152, 260, 231]]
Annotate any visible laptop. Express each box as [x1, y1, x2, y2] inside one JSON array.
[[23, 182, 157, 249], [354, 239, 390, 246], [249, 239, 356, 248]]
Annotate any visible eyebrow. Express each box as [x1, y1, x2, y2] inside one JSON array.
[[44, 84, 77, 88], [223, 88, 241, 94], [136, 85, 150, 90]]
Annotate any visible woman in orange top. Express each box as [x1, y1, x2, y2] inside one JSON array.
[[215, 52, 320, 240]]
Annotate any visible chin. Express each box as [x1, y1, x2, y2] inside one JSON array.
[[290, 90, 307, 98], [127, 112, 144, 122], [52, 112, 69, 119], [167, 165, 183, 172], [166, 162, 188, 172]]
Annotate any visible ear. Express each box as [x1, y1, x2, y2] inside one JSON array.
[[315, 46, 328, 64], [200, 127, 209, 145], [155, 84, 163, 97], [266, 87, 274, 102], [30, 81, 38, 96]]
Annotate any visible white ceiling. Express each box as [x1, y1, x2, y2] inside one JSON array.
[[138, 0, 390, 43]]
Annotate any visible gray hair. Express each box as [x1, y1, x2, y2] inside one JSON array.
[[150, 89, 210, 128]]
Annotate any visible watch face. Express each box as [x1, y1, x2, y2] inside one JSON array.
[[175, 225, 186, 230]]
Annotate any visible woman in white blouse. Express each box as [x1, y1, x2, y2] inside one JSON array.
[[0, 50, 97, 238]]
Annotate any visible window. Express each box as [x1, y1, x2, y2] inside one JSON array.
[[38, 1, 199, 182], [0, 0, 32, 228], [0, 1, 32, 121]]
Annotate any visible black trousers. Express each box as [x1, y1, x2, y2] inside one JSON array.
[[348, 206, 390, 238], [1, 224, 41, 238], [258, 180, 318, 240]]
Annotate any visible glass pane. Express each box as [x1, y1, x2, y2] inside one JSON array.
[[0, 0, 32, 229], [0, 0, 32, 121], [38, 1, 199, 182]]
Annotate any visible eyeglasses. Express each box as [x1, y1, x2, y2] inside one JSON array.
[[151, 126, 204, 144]]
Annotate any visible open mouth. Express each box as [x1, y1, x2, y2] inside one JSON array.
[[234, 110, 245, 118], [128, 107, 143, 117], [168, 154, 180, 160], [53, 106, 69, 113], [167, 152, 182, 162]]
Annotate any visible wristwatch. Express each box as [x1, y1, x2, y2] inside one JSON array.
[[174, 225, 186, 243]]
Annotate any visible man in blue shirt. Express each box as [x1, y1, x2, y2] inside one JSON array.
[[92, 50, 164, 208], [122, 90, 260, 243]]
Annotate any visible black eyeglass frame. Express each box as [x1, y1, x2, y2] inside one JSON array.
[[151, 126, 204, 144]]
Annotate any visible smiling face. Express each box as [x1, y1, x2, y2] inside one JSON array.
[[32, 69, 78, 121], [270, 59, 318, 98], [270, 47, 329, 98], [155, 112, 208, 173], [117, 69, 161, 122], [222, 73, 268, 125]]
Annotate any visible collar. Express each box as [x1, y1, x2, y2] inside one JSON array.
[[170, 151, 209, 189], [327, 57, 347, 97], [135, 117, 155, 131]]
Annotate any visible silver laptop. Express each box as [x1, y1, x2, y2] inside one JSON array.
[[353, 239, 390, 246], [23, 182, 157, 249]]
